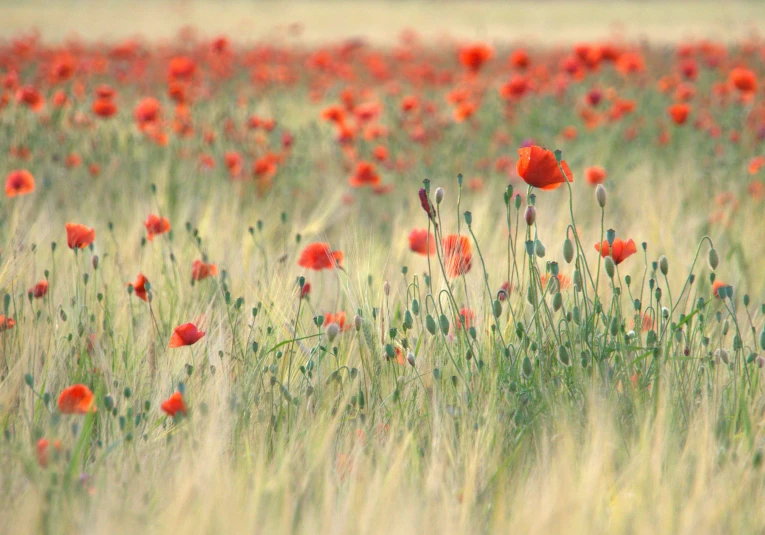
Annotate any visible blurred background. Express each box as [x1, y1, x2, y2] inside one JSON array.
[[1, 1, 763, 45]]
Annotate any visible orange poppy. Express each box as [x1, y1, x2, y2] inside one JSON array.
[[58, 384, 96, 414], [442, 234, 472, 277], [15, 86, 44, 112], [516, 145, 574, 190], [134, 97, 161, 126], [144, 214, 170, 241], [0, 315, 16, 331], [408, 228, 436, 256], [458, 43, 493, 73], [667, 103, 690, 125], [191, 260, 218, 281], [323, 311, 348, 330], [161, 392, 187, 417], [349, 161, 381, 187], [729, 67, 757, 93], [5, 169, 35, 197], [168, 56, 196, 80], [456, 307, 475, 330], [65, 223, 95, 249], [298, 243, 343, 271], [748, 156, 765, 175], [92, 98, 117, 118], [584, 166, 607, 185], [712, 280, 731, 298], [129, 273, 149, 301], [28, 280, 48, 299], [595, 238, 637, 265], [168, 323, 205, 348]]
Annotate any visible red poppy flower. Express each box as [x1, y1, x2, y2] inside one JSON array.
[[29, 280, 48, 299], [168, 323, 205, 348], [161, 392, 187, 417], [191, 260, 218, 281], [442, 234, 472, 277], [92, 98, 117, 118], [65, 223, 95, 249], [300, 282, 311, 299], [729, 67, 757, 93], [0, 315, 16, 331], [323, 311, 347, 330], [667, 103, 690, 125], [458, 43, 493, 73], [456, 308, 475, 331], [595, 238, 637, 265], [5, 169, 35, 197], [58, 384, 96, 414], [516, 146, 573, 190], [129, 273, 149, 301], [584, 166, 607, 185], [144, 214, 170, 241], [95, 85, 116, 99], [408, 228, 435, 256], [168, 56, 196, 80], [134, 97, 161, 126], [349, 161, 380, 187], [298, 243, 343, 270], [540, 273, 572, 290], [15, 86, 44, 112]]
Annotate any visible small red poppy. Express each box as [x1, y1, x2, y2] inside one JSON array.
[[161, 392, 187, 417], [595, 238, 638, 265], [298, 243, 343, 271], [5, 169, 35, 197], [168, 323, 205, 348], [65, 223, 95, 249], [58, 384, 96, 414]]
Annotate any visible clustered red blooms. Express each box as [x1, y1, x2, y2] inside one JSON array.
[[3, 32, 759, 430]]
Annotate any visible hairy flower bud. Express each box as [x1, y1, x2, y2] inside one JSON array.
[[524, 205, 536, 226], [595, 184, 607, 208], [435, 187, 444, 204]]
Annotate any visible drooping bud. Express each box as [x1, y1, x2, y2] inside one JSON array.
[[535, 240, 546, 258], [595, 184, 607, 208], [326, 322, 340, 343], [383, 280, 391, 296], [659, 255, 669, 276], [558, 345, 571, 366], [552, 292, 563, 312], [604, 256, 615, 279], [92, 255, 99, 270], [435, 187, 445, 205], [563, 238, 574, 264], [714, 348, 730, 365], [522, 356, 533, 378], [524, 205, 536, 226], [493, 299, 502, 318], [354, 314, 362, 331], [708, 247, 719, 270], [425, 314, 437, 335], [407, 352, 416, 367]]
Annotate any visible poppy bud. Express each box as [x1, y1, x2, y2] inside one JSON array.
[[411, 299, 420, 315], [758, 356, 765, 369], [573, 270, 582, 288], [514, 194, 522, 209], [425, 314, 437, 335], [760, 329, 765, 350], [715, 348, 730, 365], [552, 292, 563, 312], [524, 206, 536, 226], [92, 255, 99, 270], [407, 352, 416, 367], [558, 345, 570, 366], [522, 356, 533, 378], [435, 187, 444, 204], [604, 256, 615, 278], [326, 322, 340, 342], [384, 280, 391, 296], [354, 314, 362, 331], [606, 229, 616, 247], [535, 240, 546, 258], [610, 317, 619, 336], [493, 299, 502, 318], [595, 185, 607, 208], [708, 248, 719, 270], [439, 314, 449, 335], [659, 255, 669, 276], [563, 238, 574, 264], [463, 211, 472, 227]]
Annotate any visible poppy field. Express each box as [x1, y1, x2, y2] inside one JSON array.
[[4, 6, 765, 534]]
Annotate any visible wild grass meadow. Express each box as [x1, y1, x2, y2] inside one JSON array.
[[2, 2, 765, 533]]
